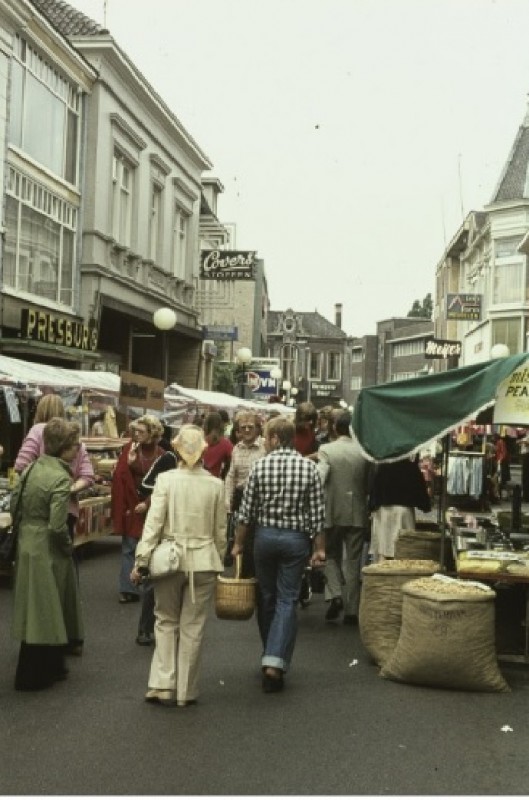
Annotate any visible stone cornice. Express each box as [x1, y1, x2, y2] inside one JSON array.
[[109, 112, 147, 152]]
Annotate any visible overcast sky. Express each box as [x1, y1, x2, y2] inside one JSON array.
[[68, 0, 529, 336]]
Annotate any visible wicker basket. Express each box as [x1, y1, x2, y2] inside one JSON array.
[[215, 555, 257, 620]]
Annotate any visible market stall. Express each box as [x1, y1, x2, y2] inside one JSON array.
[[352, 353, 529, 668], [164, 382, 295, 417], [351, 354, 529, 541]]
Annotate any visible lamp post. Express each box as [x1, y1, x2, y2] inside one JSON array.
[[153, 307, 177, 384], [282, 379, 292, 404], [305, 346, 311, 403], [237, 347, 252, 398], [270, 366, 282, 397], [290, 386, 299, 407], [491, 343, 510, 359]]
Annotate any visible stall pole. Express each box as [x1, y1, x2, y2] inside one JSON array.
[[438, 433, 450, 570]]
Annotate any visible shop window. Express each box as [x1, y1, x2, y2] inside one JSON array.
[[310, 352, 322, 380], [393, 340, 426, 357], [327, 352, 341, 381], [172, 206, 188, 279], [112, 153, 134, 247], [493, 238, 524, 304], [281, 344, 298, 383], [491, 318, 520, 356], [9, 36, 80, 185], [149, 183, 163, 262], [4, 170, 76, 308]]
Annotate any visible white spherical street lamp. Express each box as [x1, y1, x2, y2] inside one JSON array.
[[491, 343, 510, 359], [153, 307, 177, 331], [236, 347, 253, 365], [236, 347, 252, 398]]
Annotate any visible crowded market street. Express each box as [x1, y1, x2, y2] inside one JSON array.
[[1, 528, 529, 797]]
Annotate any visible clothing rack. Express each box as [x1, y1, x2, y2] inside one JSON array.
[[446, 450, 488, 511]]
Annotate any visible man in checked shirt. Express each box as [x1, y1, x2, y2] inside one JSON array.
[[232, 415, 325, 694]]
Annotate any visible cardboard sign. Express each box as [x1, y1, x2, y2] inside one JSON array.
[[493, 360, 529, 424], [119, 371, 165, 412]]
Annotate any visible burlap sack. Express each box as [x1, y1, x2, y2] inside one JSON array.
[[380, 575, 510, 692], [359, 560, 439, 666], [395, 529, 455, 571]]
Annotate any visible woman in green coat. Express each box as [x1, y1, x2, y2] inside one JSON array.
[[12, 418, 84, 691]]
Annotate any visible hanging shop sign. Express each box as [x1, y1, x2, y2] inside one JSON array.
[[424, 337, 462, 359], [119, 370, 165, 412], [21, 308, 99, 351], [446, 293, 482, 321], [247, 369, 276, 396], [200, 250, 256, 280], [311, 382, 338, 398], [493, 361, 529, 425], [202, 325, 238, 341]]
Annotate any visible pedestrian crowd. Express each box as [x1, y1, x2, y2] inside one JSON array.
[[7, 394, 431, 704]]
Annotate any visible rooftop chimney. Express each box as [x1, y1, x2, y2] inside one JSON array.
[[335, 303, 343, 329]]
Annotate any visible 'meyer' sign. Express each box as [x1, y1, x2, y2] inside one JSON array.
[[424, 337, 462, 359]]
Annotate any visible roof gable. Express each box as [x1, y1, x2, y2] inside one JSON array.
[[29, 0, 105, 36], [490, 113, 529, 203], [268, 310, 346, 338]]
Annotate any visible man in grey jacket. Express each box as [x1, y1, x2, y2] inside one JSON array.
[[318, 410, 371, 624]]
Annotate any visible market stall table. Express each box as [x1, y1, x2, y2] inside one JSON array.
[[457, 553, 529, 663]]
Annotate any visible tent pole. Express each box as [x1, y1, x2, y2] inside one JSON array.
[[439, 433, 450, 571]]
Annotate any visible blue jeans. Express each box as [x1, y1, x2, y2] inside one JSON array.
[[254, 527, 311, 673], [119, 536, 140, 596]]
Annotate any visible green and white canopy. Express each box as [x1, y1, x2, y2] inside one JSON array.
[[351, 353, 529, 462]]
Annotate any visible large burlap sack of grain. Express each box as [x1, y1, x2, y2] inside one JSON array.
[[380, 574, 509, 692], [359, 560, 440, 666], [395, 528, 439, 559]]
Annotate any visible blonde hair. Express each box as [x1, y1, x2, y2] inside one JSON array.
[[265, 415, 295, 447], [173, 424, 207, 467], [34, 394, 65, 424], [135, 414, 164, 442]]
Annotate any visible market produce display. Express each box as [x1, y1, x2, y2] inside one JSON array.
[[359, 559, 440, 667], [380, 574, 510, 692]]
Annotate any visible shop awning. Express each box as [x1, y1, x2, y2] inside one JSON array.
[[165, 383, 295, 413], [0, 354, 120, 394], [351, 353, 529, 462]]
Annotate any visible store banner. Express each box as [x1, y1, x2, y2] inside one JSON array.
[[446, 293, 482, 321], [200, 250, 256, 280], [424, 337, 462, 359], [493, 359, 529, 424], [247, 370, 276, 396], [119, 371, 165, 412]]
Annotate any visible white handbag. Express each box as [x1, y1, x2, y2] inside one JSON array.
[[148, 539, 182, 579]]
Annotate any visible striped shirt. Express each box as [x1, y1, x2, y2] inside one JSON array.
[[237, 446, 325, 536]]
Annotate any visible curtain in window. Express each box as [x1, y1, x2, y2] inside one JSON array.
[[493, 261, 523, 303]]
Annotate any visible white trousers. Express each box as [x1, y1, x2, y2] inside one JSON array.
[[148, 571, 216, 704], [369, 506, 415, 560]]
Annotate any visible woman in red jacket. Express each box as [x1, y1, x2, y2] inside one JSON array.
[[111, 415, 165, 603]]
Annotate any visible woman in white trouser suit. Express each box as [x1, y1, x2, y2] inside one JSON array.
[[131, 425, 226, 707]]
